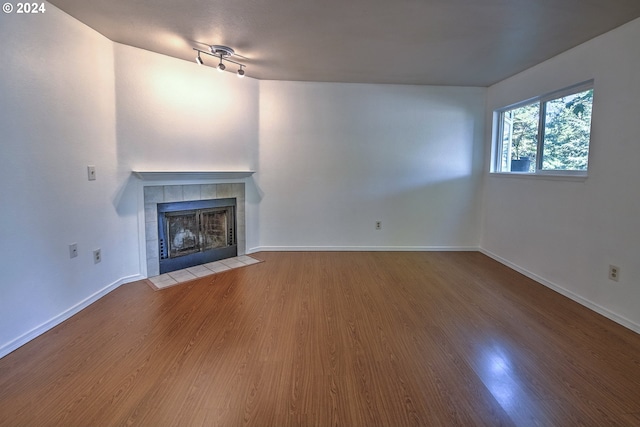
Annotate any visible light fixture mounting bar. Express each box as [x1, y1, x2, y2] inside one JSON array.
[[193, 48, 246, 68]]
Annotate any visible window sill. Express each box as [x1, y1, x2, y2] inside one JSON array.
[[489, 172, 588, 182]]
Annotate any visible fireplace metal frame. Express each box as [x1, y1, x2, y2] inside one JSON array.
[[157, 198, 237, 274]]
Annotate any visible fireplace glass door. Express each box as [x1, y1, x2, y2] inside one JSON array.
[[157, 198, 237, 273], [166, 210, 199, 258], [200, 208, 230, 251]]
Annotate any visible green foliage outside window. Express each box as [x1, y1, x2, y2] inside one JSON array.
[[542, 89, 593, 171]]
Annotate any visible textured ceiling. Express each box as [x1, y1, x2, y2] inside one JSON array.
[[48, 0, 640, 86]]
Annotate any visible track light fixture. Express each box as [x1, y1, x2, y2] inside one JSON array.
[[217, 57, 226, 72], [193, 45, 246, 78]]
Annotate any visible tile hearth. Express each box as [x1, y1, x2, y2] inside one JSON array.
[[147, 255, 261, 290]]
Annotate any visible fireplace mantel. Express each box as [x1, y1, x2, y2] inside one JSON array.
[[133, 171, 255, 181]]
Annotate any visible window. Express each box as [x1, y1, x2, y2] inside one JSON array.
[[493, 81, 594, 176]]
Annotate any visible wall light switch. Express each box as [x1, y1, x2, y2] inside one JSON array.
[[69, 243, 78, 259], [87, 165, 96, 181]]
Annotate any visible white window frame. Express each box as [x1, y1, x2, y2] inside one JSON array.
[[492, 80, 594, 177]]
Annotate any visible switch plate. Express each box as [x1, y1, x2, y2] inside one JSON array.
[[69, 243, 78, 259], [87, 165, 96, 181]]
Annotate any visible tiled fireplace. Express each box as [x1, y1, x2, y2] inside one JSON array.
[[143, 183, 246, 277]]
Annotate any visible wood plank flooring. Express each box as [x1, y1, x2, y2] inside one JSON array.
[[1, 251, 640, 426]]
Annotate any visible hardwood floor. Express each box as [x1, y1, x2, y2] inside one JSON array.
[[1, 251, 640, 426]]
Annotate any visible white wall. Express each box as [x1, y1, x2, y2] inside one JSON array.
[[0, 6, 261, 357], [0, 7, 138, 354], [113, 43, 261, 256], [481, 18, 640, 331], [114, 44, 259, 173], [257, 81, 486, 250]]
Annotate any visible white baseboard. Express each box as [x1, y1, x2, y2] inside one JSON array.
[[0, 274, 143, 359], [250, 245, 479, 252], [479, 248, 640, 335]]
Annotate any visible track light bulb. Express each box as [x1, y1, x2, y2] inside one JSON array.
[[237, 67, 245, 78], [217, 59, 226, 72], [196, 53, 203, 65]]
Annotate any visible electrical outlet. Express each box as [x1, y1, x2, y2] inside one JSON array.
[[69, 243, 78, 259], [93, 249, 101, 264], [608, 265, 619, 282], [87, 165, 96, 181], [375, 221, 382, 230]]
